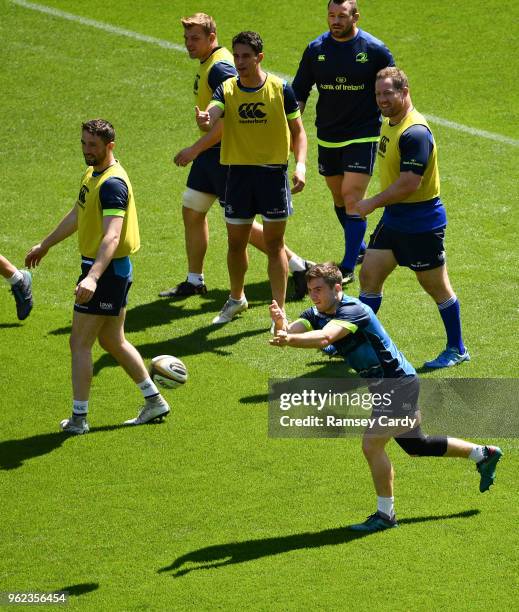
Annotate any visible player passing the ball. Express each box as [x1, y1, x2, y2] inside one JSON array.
[[25, 119, 170, 433], [269, 263, 503, 532]]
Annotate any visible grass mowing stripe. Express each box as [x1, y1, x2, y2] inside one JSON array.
[[10, 0, 519, 149], [10, 0, 186, 52]]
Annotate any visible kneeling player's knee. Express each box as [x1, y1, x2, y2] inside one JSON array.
[[395, 427, 447, 457]]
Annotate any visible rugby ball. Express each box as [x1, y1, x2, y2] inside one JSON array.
[[149, 355, 188, 389]]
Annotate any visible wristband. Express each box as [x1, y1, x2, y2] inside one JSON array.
[[295, 162, 306, 174]]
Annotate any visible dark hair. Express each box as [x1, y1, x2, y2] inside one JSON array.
[[81, 119, 115, 144], [376, 67, 409, 91], [306, 262, 343, 288], [327, 0, 358, 15], [232, 31, 263, 55]]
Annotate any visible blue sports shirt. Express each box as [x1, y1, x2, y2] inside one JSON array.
[[297, 294, 416, 378], [292, 29, 394, 143]]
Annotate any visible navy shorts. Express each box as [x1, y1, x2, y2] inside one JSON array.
[[74, 257, 132, 316], [369, 375, 420, 420], [318, 141, 377, 177], [186, 146, 229, 202], [368, 222, 446, 271], [223, 165, 293, 222]]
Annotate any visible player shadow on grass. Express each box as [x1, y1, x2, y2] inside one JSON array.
[[0, 424, 149, 470], [47, 279, 276, 337], [239, 361, 363, 405], [55, 583, 99, 599], [92, 323, 267, 375], [159, 510, 480, 578]]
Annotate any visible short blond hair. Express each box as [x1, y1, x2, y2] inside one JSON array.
[[376, 67, 409, 91], [180, 13, 216, 36]]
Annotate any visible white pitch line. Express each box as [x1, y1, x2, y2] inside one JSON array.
[[10, 0, 519, 148]]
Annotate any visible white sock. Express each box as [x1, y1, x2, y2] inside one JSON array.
[[7, 270, 23, 285], [288, 254, 306, 273], [138, 377, 160, 399], [469, 445, 486, 462], [187, 272, 204, 286], [230, 295, 247, 304], [72, 400, 88, 416], [377, 496, 395, 518]]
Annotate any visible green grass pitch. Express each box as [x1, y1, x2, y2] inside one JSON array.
[[1, 0, 518, 609]]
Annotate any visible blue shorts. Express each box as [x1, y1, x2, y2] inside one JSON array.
[[368, 222, 446, 271], [186, 146, 229, 202], [223, 165, 293, 223], [318, 141, 377, 176], [74, 257, 132, 316]]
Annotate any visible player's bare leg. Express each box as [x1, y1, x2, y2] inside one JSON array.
[[70, 311, 105, 401], [262, 220, 288, 310], [226, 222, 252, 300], [183, 207, 209, 275], [97, 308, 149, 384]]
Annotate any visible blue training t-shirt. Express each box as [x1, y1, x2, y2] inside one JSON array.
[[292, 29, 394, 142], [297, 294, 416, 378]]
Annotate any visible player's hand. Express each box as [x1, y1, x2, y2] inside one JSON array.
[[195, 105, 211, 130], [25, 243, 48, 268], [75, 275, 97, 305], [356, 198, 377, 218], [174, 146, 197, 167], [291, 169, 306, 194], [269, 300, 288, 332], [269, 330, 289, 347]]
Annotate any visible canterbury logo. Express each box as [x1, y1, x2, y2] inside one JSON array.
[[378, 135, 390, 154], [76, 185, 89, 208], [238, 102, 266, 119]]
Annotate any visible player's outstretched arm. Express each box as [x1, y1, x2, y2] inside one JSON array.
[[25, 206, 78, 268], [270, 321, 350, 349]]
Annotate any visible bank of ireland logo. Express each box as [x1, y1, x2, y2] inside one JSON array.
[[336, 76, 347, 84], [356, 52, 368, 63], [238, 102, 267, 119], [318, 54, 326, 61]]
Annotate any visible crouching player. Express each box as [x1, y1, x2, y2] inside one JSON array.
[[269, 263, 503, 532]]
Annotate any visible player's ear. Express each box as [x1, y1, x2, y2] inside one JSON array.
[[107, 141, 115, 153], [335, 283, 342, 293], [208, 32, 216, 45], [257, 52, 264, 63]]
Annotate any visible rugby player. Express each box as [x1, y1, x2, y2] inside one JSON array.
[[163, 13, 313, 301], [26, 120, 170, 433], [292, 0, 394, 285], [357, 67, 469, 368], [174, 31, 308, 324], [269, 263, 502, 532]]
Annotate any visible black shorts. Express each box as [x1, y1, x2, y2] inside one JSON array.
[[369, 375, 420, 420], [74, 258, 132, 316], [186, 146, 229, 202], [368, 222, 446, 271], [318, 141, 377, 177], [223, 165, 293, 222]]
